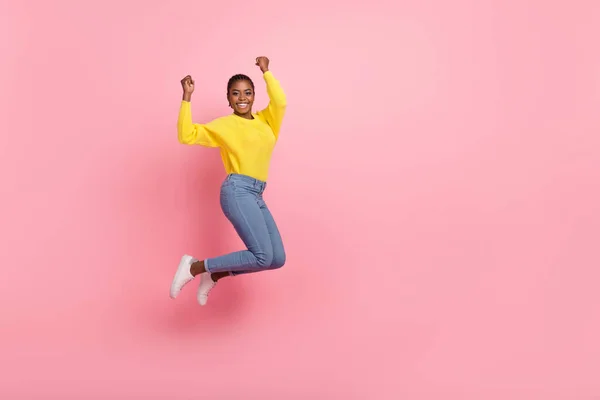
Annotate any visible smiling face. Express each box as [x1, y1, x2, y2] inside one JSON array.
[[227, 76, 255, 119]]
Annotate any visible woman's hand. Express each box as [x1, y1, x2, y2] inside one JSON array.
[[181, 75, 195, 101], [255, 56, 269, 73]]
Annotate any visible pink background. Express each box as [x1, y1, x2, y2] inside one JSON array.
[[1, 0, 599, 398]]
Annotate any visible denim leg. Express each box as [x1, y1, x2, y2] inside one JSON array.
[[231, 197, 286, 276], [259, 198, 286, 269], [204, 179, 274, 274]]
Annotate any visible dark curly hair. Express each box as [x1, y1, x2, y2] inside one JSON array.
[[227, 74, 255, 94]]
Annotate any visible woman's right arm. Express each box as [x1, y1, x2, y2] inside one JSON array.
[[177, 100, 220, 147], [177, 75, 220, 147]]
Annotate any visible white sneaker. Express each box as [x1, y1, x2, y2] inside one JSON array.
[[196, 272, 216, 306], [169, 255, 195, 299]]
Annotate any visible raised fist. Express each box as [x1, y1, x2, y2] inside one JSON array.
[[181, 75, 195, 95], [255, 56, 269, 73]]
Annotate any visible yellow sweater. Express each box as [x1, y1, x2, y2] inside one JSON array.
[[177, 71, 287, 182]]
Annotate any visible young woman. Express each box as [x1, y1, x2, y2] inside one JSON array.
[[169, 56, 287, 306]]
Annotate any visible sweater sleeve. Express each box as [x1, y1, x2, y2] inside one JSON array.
[[177, 101, 221, 147], [257, 71, 287, 139]]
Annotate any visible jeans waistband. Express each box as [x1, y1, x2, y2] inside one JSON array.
[[226, 173, 267, 192]]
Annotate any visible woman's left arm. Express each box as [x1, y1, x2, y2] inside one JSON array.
[[256, 57, 287, 138]]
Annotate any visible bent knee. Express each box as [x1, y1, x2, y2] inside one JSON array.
[[255, 250, 274, 268], [270, 251, 286, 269]]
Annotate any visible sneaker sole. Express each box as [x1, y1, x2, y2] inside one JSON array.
[[169, 255, 193, 299]]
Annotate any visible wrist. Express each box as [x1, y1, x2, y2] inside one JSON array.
[[182, 93, 192, 102], [261, 68, 269, 74]]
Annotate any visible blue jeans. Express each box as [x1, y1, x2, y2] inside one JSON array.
[[203, 173, 286, 276]]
